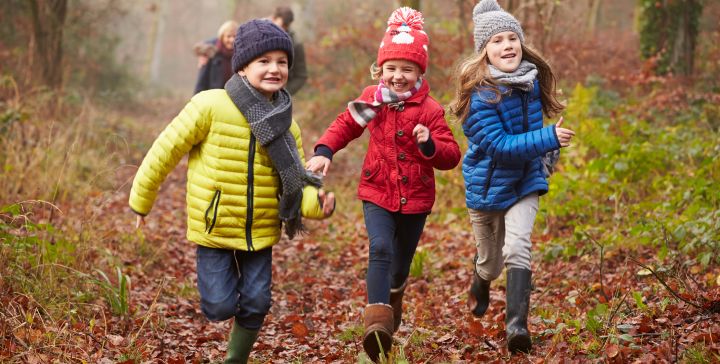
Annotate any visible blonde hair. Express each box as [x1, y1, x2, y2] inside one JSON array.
[[217, 20, 239, 38], [450, 44, 564, 123], [370, 63, 382, 80]]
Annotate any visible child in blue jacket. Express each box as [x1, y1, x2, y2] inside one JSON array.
[[450, 0, 575, 353]]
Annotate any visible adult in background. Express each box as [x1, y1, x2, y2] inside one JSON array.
[[193, 20, 238, 94], [269, 6, 307, 95], [194, 7, 307, 96]]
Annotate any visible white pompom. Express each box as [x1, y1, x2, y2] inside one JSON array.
[[387, 6, 424, 30]]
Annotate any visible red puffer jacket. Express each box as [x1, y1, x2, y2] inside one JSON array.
[[315, 80, 461, 213]]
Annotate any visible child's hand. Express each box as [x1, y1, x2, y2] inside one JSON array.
[[135, 215, 145, 229], [555, 117, 576, 147], [318, 189, 336, 217], [413, 124, 430, 144], [306, 156, 332, 176]]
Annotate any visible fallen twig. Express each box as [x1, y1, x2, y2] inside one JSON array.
[[586, 233, 611, 302], [629, 256, 703, 310]]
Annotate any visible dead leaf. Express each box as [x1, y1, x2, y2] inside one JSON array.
[[606, 343, 619, 358], [437, 333, 455, 344], [106, 334, 124, 346], [468, 319, 484, 338], [291, 322, 309, 339], [636, 268, 653, 278]]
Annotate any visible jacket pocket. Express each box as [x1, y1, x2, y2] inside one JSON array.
[[204, 189, 221, 234], [414, 164, 433, 188], [361, 160, 387, 192], [483, 161, 497, 200], [362, 160, 382, 182]]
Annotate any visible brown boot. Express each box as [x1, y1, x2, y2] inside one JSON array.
[[362, 304, 394, 362], [389, 282, 407, 332]]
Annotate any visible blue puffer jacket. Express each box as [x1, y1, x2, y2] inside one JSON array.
[[462, 80, 560, 211]]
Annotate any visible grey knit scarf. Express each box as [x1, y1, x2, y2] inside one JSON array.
[[225, 74, 321, 239], [489, 60, 537, 91]]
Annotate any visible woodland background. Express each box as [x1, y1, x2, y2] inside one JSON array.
[[1, 0, 719, 362]]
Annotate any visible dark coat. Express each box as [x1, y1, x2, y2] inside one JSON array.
[[194, 42, 233, 94], [285, 31, 307, 95]]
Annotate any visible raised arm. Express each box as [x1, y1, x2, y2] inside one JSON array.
[[129, 96, 211, 216]]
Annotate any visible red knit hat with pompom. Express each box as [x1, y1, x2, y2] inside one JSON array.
[[376, 7, 429, 73]]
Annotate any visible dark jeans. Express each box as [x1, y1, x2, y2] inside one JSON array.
[[363, 201, 428, 304], [196, 245, 272, 330]]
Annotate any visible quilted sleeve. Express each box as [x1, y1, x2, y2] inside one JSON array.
[[420, 106, 461, 170], [129, 96, 211, 215], [464, 93, 559, 163], [291, 121, 326, 220]]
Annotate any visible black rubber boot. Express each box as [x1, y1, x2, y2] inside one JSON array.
[[505, 268, 532, 353], [469, 270, 491, 317]]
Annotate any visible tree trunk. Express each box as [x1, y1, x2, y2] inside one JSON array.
[[398, 0, 421, 10], [148, 0, 167, 83], [28, 0, 68, 89], [457, 0, 470, 49], [638, 0, 702, 75], [670, 0, 700, 76], [586, 0, 601, 35], [505, 0, 520, 13]]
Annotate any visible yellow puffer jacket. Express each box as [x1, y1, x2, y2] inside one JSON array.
[[129, 89, 324, 251]]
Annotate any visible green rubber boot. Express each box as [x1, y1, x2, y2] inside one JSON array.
[[224, 322, 259, 364]]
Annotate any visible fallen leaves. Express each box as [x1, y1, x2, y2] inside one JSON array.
[[3, 119, 719, 363]]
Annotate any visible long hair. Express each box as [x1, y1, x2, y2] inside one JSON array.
[[450, 44, 564, 124]]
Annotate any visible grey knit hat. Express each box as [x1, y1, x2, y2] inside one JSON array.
[[473, 0, 524, 53], [231, 19, 294, 73]]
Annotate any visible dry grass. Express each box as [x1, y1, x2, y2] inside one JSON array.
[[0, 76, 175, 361]]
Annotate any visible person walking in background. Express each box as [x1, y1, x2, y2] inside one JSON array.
[[269, 6, 307, 95], [130, 19, 335, 364], [450, 0, 575, 353], [305, 7, 460, 362], [193, 20, 238, 94]]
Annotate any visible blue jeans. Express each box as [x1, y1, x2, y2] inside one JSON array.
[[196, 245, 272, 330], [363, 202, 428, 304]]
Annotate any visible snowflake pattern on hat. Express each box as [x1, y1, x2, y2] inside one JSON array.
[[393, 31, 414, 45], [376, 7, 429, 73]]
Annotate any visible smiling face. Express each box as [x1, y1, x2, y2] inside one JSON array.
[[381, 59, 421, 94], [485, 31, 522, 73], [239, 50, 289, 99]]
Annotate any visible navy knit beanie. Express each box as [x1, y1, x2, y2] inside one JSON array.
[[231, 19, 294, 73]]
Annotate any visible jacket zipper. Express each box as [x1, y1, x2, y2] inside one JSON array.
[[521, 91, 530, 176], [204, 189, 221, 234], [483, 160, 497, 199], [520, 91, 529, 133], [246, 134, 256, 251]]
